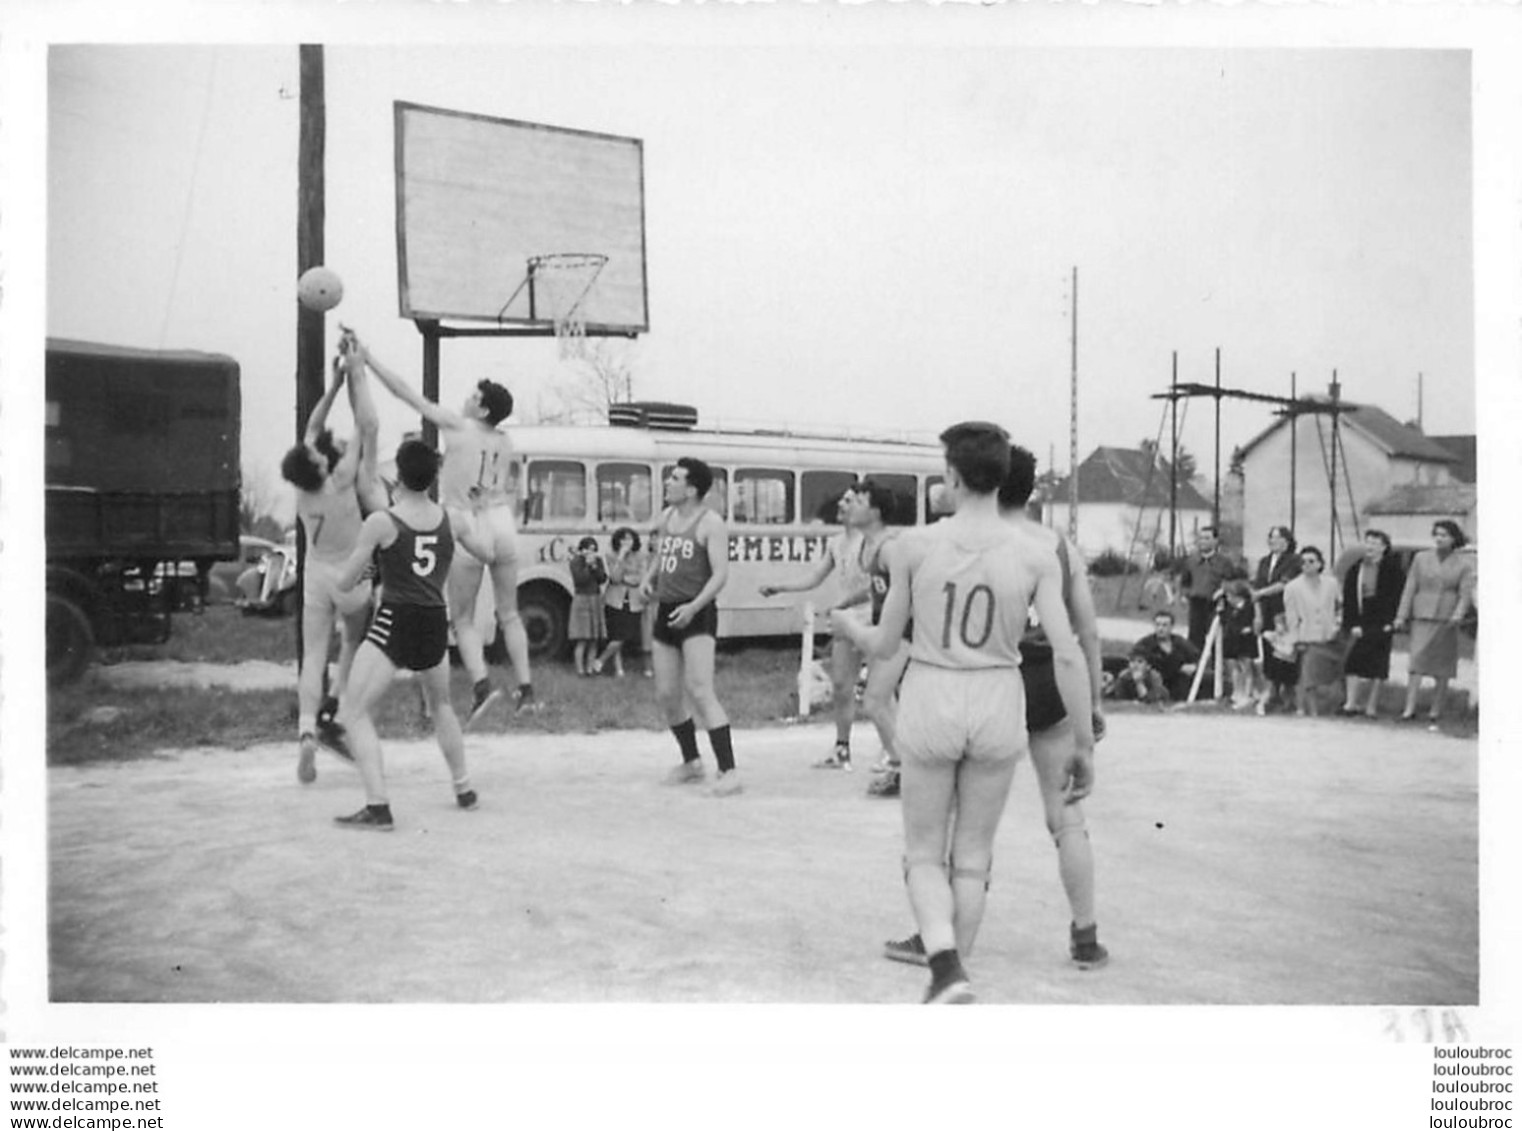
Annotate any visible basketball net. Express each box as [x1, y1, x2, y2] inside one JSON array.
[[529, 253, 608, 361]]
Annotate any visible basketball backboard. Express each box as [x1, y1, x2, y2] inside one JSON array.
[[394, 101, 648, 334]]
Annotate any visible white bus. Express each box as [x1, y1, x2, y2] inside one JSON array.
[[481, 407, 948, 656]]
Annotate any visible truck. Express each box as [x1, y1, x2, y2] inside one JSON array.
[[45, 338, 242, 683]]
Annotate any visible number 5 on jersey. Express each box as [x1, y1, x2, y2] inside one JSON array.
[[413, 535, 439, 577]]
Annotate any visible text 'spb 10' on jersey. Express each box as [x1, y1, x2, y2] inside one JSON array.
[[653, 508, 713, 604], [907, 519, 1048, 670], [441, 425, 515, 512], [377, 512, 454, 608]]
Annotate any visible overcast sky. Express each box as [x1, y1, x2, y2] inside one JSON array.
[[44, 41, 1477, 513]]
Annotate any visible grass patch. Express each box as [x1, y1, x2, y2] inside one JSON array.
[[51, 635, 808, 765]]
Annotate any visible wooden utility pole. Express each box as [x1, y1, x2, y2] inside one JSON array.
[[1068, 267, 1079, 545], [295, 44, 326, 666], [1169, 351, 1179, 559]]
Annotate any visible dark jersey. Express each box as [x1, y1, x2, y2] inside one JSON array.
[[653, 507, 714, 604], [376, 511, 453, 608]]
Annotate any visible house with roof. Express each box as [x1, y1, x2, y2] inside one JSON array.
[[1234, 399, 1466, 561], [1042, 446, 1213, 562]]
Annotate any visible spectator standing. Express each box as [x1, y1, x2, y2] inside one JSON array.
[[1338, 530, 1407, 718], [1218, 579, 1260, 709], [1250, 525, 1301, 711], [1283, 546, 1341, 717], [1392, 520, 1476, 725], [595, 527, 649, 679], [1175, 525, 1246, 651], [569, 536, 608, 676]]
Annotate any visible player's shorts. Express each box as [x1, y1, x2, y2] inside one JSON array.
[[895, 662, 1027, 768], [448, 503, 520, 567], [364, 603, 449, 672], [304, 557, 373, 619], [651, 600, 719, 647], [1021, 655, 1067, 733]]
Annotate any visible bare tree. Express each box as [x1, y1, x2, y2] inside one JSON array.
[[541, 338, 639, 424]]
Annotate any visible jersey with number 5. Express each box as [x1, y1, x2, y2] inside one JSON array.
[[376, 511, 454, 608], [441, 425, 515, 512], [908, 519, 1048, 670]]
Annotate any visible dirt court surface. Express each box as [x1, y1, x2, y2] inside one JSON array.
[[49, 714, 1477, 1005]]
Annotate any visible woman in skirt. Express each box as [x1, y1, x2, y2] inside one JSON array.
[[1338, 529, 1407, 718], [1283, 545, 1341, 717], [569, 535, 608, 675], [595, 526, 649, 678], [1392, 520, 1476, 724]]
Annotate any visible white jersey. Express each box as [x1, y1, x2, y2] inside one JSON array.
[[296, 481, 364, 566], [440, 423, 515, 513], [906, 514, 1053, 671]]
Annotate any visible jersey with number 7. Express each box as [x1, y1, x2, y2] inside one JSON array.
[[907, 520, 1055, 670], [374, 512, 455, 608]]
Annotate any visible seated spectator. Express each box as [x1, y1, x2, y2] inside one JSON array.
[[1110, 651, 1169, 704], [1132, 610, 1202, 702]]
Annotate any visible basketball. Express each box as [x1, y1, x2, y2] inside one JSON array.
[[297, 266, 344, 312]]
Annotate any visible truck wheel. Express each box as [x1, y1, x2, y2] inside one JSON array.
[[47, 593, 96, 684], [518, 584, 569, 660]]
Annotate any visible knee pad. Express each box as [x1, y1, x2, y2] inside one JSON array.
[[1051, 814, 1089, 849], [948, 855, 992, 892]]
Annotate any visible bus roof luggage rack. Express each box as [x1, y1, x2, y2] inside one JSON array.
[[609, 401, 699, 431]]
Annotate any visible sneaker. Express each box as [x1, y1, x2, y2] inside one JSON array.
[[870, 752, 896, 774], [883, 933, 929, 967], [814, 742, 852, 771], [1070, 923, 1109, 970], [316, 718, 354, 762], [866, 770, 901, 799], [923, 958, 976, 1005], [297, 733, 318, 785], [334, 806, 394, 832], [455, 789, 479, 811], [466, 680, 503, 729], [513, 684, 544, 715], [709, 770, 744, 797], [663, 760, 706, 786]]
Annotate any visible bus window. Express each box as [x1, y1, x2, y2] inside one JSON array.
[[861, 473, 917, 526], [597, 462, 654, 524], [925, 475, 948, 525], [660, 464, 728, 518], [801, 470, 856, 525], [524, 460, 587, 525], [732, 468, 794, 526]]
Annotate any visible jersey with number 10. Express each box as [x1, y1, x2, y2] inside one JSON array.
[[441, 425, 515, 512], [907, 519, 1046, 670], [376, 512, 454, 608]]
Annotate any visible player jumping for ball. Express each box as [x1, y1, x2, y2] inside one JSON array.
[[344, 333, 540, 724], [279, 348, 379, 784], [834, 422, 1094, 1004], [642, 458, 741, 797], [332, 438, 477, 831]]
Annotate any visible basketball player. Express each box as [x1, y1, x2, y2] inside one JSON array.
[[849, 481, 911, 797], [279, 353, 372, 784], [641, 457, 741, 797], [834, 422, 1094, 1004], [881, 444, 1108, 969], [331, 438, 476, 831], [345, 333, 539, 724], [759, 487, 871, 770]]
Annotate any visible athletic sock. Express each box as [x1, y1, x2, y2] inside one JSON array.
[[709, 725, 736, 773], [453, 775, 473, 795], [928, 948, 967, 985], [368, 803, 393, 821], [671, 718, 701, 763]]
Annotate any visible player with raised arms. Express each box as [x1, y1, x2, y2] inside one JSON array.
[[343, 332, 539, 724], [331, 438, 476, 831], [278, 348, 375, 784], [834, 422, 1094, 1004], [642, 457, 741, 797]]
